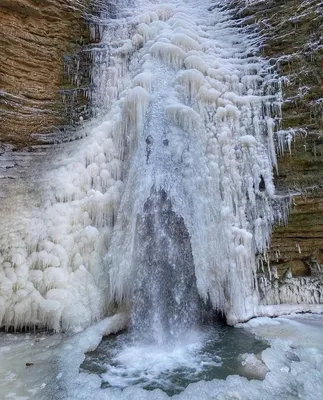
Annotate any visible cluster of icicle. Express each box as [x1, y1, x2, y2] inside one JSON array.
[[259, 274, 323, 306], [107, 0, 283, 325], [0, 0, 282, 331]]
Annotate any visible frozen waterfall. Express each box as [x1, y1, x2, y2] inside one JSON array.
[[0, 0, 283, 332]]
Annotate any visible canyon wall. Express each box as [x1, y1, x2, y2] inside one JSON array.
[[232, 0, 323, 302], [0, 0, 93, 149]]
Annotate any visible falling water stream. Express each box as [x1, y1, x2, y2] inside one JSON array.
[[0, 0, 281, 391], [81, 0, 276, 393]]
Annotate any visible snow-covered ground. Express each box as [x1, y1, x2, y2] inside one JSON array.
[[1, 313, 323, 399]]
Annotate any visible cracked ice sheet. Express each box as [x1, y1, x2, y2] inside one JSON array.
[[2, 313, 323, 400]]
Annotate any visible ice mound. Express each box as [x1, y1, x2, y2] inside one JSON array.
[[0, 0, 286, 331]]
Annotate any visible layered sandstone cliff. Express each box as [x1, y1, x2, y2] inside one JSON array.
[[0, 0, 92, 148]]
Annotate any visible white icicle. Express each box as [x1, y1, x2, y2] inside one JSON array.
[[0, 0, 285, 331]]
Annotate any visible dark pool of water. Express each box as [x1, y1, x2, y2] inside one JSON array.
[[80, 322, 268, 396]]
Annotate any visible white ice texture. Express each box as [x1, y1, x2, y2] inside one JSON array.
[[0, 0, 287, 331]]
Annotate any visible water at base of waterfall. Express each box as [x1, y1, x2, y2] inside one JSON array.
[[80, 322, 268, 396], [2, 315, 323, 399]]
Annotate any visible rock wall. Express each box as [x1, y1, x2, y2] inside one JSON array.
[[231, 0, 323, 303], [0, 0, 92, 149]]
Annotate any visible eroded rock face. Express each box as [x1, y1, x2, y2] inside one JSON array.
[[231, 0, 323, 303], [263, 0, 322, 272], [0, 0, 92, 148]]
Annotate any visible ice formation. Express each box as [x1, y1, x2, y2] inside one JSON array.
[[107, 0, 281, 326], [0, 0, 311, 332], [260, 274, 323, 306]]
